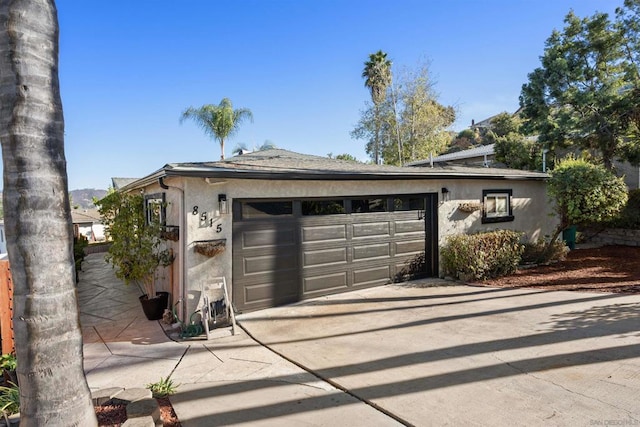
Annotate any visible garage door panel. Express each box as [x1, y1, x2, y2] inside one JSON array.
[[353, 243, 390, 260], [242, 252, 298, 275], [303, 272, 348, 294], [352, 222, 390, 238], [303, 247, 348, 267], [395, 219, 425, 234], [302, 224, 347, 242], [353, 265, 392, 286], [241, 227, 297, 248], [395, 239, 426, 255], [243, 281, 298, 309]]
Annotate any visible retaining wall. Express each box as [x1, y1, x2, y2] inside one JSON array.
[[584, 228, 640, 247]]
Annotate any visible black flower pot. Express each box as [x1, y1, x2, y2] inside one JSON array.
[[139, 291, 170, 320]]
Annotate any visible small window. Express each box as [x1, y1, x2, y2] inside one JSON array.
[[242, 201, 293, 218], [482, 190, 514, 223], [351, 198, 387, 213], [302, 199, 345, 216], [145, 193, 166, 226], [393, 196, 425, 211]]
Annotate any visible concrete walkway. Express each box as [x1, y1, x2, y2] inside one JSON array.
[[80, 252, 640, 426], [79, 253, 399, 426]]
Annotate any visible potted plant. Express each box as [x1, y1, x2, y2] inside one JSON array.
[[96, 190, 175, 320]]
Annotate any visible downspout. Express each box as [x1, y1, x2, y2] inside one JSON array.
[[159, 177, 186, 322]]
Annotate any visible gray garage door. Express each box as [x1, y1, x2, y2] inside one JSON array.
[[232, 194, 438, 312]]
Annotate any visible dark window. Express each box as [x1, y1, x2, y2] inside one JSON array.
[[482, 189, 514, 223], [242, 201, 293, 218], [393, 196, 425, 211], [145, 193, 166, 226], [302, 199, 346, 216], [351, 198, 387, 213]]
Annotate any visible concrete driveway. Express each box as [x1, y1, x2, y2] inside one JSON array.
[[238, 280, 640, 426]]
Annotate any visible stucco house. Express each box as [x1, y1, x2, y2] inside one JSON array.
[[409, 144, 497, 168], [71, 208, 105, 242], [116, 149, 556, 318]]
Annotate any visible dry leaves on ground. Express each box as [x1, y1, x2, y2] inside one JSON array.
[[95, 397, 181, 427], [480, 245, 640, 293]]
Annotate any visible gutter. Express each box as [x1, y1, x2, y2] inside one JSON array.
[[158, 176, 187, 322]]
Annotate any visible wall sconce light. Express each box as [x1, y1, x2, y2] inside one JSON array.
[[441, 187, 449, 202], [218, 194, 228, 214]]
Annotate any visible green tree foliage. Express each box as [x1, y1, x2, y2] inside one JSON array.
[[351, 99, 395, 162], [606, 188, 640, 229], [361, 50, 392, 164], [547, 157, 628, 244], [95, 190, 173, 298], [180, 98, 253, 160], [353, 60, 455, 165], [520, 3, 640, 169], [616, 0, 640, 138], [327, 153, 359, 162], [446, 128, 482, 153], [489, 112, 541, 170]]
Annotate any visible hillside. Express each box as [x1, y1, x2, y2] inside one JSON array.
[[70, 188, 108, 209]]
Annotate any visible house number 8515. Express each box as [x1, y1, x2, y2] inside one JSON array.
[[193, 206, 222, 232]]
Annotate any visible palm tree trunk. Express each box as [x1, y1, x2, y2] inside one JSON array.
[[220, 137, 225, 160], [0, 1, 97, 425], [373, 103, 380, 164]]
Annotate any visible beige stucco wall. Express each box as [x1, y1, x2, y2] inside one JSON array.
[[437, 179, 555, 246], [140, 175, 558, 317]]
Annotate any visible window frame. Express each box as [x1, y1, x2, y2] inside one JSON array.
[[481, 189, 514, 224], [144, 192, 166, 226]]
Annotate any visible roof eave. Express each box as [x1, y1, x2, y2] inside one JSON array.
[[118, 164, 547, 192]]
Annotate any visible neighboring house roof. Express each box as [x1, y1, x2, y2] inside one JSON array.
[[119, 149, 547, 192], [112, 177, 139, 190], [407, 144, 496, 166], [71, 209, 102, 225]]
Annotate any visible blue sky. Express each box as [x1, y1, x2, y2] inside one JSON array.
[[51, 0, 620, 190]]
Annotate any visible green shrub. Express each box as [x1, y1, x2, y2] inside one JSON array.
[[0, 382, 19, 417], [521, 238, 569, 265], [441, 230, 524, 281], [74, 235, 88, 282], [0, 355, 16, 373], [547, 157, 628, 243]]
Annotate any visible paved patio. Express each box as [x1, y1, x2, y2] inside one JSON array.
[[79, 252, 640, 425], [79, 253, 399, 426]]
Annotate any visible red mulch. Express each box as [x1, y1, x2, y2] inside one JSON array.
[[95, 397, 181, 427], [480, 245, 640, 293]]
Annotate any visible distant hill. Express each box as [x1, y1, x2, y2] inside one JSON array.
[[70, 188, 108, 209]]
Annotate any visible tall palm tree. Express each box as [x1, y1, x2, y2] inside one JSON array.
[[180, 98, 253, 160], [362, 50, 392, 164], [0, 0, 97, 425]]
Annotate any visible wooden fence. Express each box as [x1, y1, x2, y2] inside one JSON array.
[[0, 260, 13, 355]]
